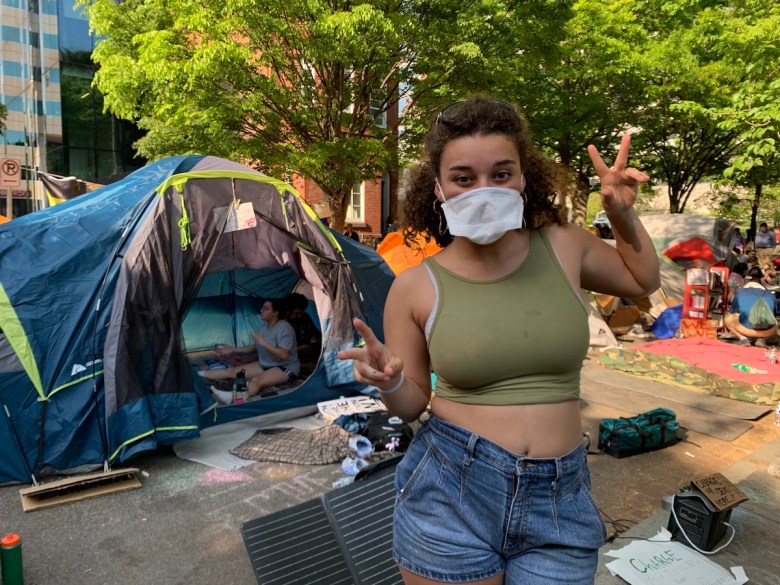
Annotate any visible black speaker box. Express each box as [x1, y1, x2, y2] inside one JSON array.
[[667, 489, 733, 551]]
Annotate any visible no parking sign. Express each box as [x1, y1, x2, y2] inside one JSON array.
[[1, 158, 21, 187]]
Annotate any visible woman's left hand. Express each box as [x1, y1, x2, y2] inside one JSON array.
[[587, 134, 649, 215]]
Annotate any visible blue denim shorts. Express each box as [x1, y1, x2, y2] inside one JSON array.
[[393, 415, 607, 584]]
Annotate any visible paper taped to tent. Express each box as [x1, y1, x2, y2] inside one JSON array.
[[0, 155, 395, 485]]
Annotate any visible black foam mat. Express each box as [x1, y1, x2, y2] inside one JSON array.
[[241, 459, 403, 585]]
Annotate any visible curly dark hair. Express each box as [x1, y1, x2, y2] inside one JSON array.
[[401, 96, 566, 248], [284, 292, 309, 312]]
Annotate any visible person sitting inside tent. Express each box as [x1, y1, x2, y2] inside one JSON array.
[[284, 292, 322, 375], [202, 298, 301, 404], [723, 267, 779, 348]]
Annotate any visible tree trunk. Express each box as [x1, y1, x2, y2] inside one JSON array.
[[749, 183, 762, 242], [668, 183, 681, 214], [569, 170, 590, 226], [329, 188, 350, 233]]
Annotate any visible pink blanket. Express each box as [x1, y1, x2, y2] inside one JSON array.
[[637, 337, 780, 384]]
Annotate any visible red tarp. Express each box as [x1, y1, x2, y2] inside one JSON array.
[[638, 337, 780, 385]]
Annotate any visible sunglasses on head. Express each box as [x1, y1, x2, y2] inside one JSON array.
[[436, 99, 517, 124]]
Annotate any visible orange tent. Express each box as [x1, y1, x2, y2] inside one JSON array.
[[0, 214, 10, 224], [377, 231, 442, 275]]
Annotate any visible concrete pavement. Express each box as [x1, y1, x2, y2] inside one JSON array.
[[0, 361, 778, 585]]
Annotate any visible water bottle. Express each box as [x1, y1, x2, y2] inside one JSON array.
[[1, 533, 24, 585], [234, 369, 247, 404]]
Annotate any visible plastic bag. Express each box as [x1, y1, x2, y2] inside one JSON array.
[[748, 297, 776, 330]]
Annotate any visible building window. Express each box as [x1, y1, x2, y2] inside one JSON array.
[[370, 100, 387, 128], [347, 183, 364, 221], [345, 100, 387, 128]]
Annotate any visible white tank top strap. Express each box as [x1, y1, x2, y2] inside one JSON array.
[[423, 261, 439, 341]]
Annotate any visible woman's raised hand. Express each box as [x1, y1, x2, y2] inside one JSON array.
[[337, 318, 404, 389], [587, 134, 649, 215]]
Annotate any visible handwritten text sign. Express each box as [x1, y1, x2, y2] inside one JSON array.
[[692, 473, 748, 512]]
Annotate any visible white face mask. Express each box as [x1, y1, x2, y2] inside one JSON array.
[[437, 182, 525, 245]]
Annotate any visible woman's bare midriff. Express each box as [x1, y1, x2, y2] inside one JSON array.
[[430, 396, 583, 458]]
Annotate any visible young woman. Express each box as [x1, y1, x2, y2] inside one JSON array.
[[204, 298, 300, 403], [338, 96, 660, 585]]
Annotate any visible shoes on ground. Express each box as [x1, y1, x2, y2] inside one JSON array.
[[348, 435, 374, 458], [340, 456, 369, 476], [754, 338, 768, 349], [210, 385, 233, 405]]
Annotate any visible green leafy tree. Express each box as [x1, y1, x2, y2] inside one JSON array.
[[0, 102, 7, 136], [82, 0, 554, 230], [630, 1, 741, 214], [397, 0, 574, 157], [712, 0, 780, 235], [514, 0, 649, 222]]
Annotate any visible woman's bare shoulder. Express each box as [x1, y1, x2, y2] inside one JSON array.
[[391, 261, 435, 291]]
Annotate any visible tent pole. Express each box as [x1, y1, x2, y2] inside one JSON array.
[[1, 401, 37, 484]]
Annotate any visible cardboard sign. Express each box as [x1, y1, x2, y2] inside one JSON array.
[[317, 395, 386, 422], [680, 318, 719, 339], [691, 473, 748, 512]]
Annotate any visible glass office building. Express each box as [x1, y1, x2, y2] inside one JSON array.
[[0, 0, 145, 218]]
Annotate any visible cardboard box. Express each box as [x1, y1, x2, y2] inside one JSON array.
[[679, 318, 718, 339], [607, 306, 641, 334], [594, 294, 621, 316], [636, 288, 670, 318]]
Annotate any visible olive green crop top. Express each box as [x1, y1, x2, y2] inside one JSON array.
[[425, 228, 590, 405]]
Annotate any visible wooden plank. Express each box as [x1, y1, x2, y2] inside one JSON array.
[[19, 468, 142, 512], [581, 360, 772, 421], [580, 382, 753, 442]]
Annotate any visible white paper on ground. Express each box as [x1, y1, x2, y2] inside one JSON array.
[[604, 531, 748, 585]]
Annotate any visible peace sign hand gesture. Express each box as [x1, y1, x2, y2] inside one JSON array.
[[587, 134, 649, 215], [337, 318, 404, 391]]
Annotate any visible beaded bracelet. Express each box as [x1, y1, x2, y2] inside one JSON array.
[[377, 372, 405, 395]]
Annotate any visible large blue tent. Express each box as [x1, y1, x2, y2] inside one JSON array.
[[0, 155, 394, 485]]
